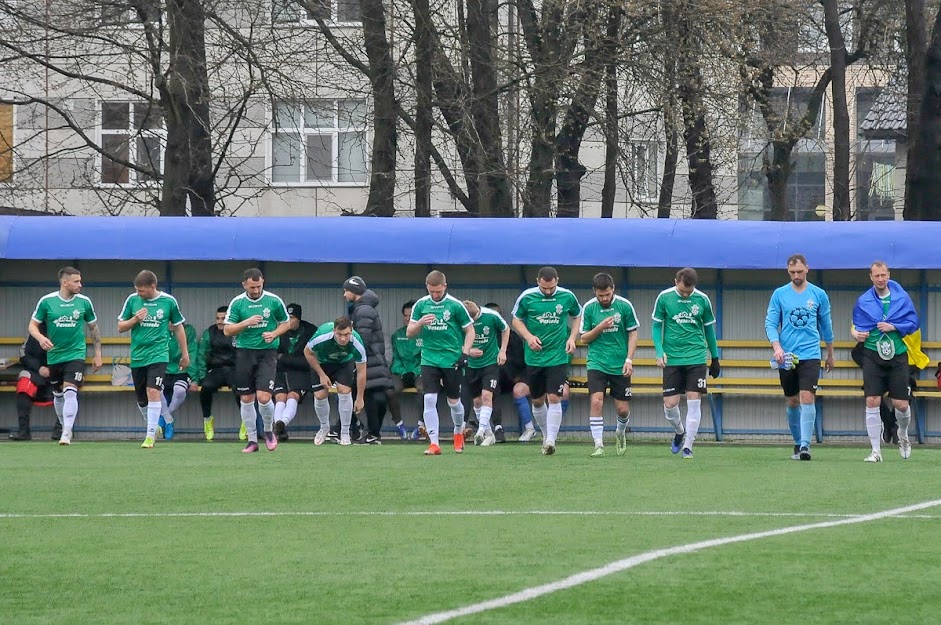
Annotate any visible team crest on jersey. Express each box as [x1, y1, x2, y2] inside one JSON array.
[[155, 309, 164, 320], [806, 299, 816, 310], [555, 304, 563, 315], [72, 310, 81, 319], [443, 310, 451, 321], [691, 304, 700, 315], [483, 326, 490, 336], [263, 307, 271, 318], [613, 312, 622, 324], [416, 338, 423, 348]]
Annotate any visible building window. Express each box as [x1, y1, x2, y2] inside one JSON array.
[[271, 99, 368, 184], [100, 102, 165, 185], [628, 142, 659, 201], [737, 152, 826, 221], [272, 0, 360, 23], [0, 103, 12, 183]]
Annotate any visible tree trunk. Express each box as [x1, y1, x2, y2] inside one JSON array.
[[904, 0, 928, 220], [160, 0, 214, 217], [466, 0, 513, 216], [412, 0, 432, 217], [766, 142, 794, 221], [908, 8, 941, 220], [657, 56, 678, 219], [822, 0, 850, 220], [678, 63, 718, 219], [599, 6, 620, 219], [360, 0, 397, 216]]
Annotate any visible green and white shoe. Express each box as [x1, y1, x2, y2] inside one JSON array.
[[615, 430, 627, 456], [590, 446, 605, 458]]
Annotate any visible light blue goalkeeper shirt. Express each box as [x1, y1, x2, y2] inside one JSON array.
[[765, 282, 834, 361]]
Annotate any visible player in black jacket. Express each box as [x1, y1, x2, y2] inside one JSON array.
[[273, 304, 317, 442], [9, 323, 55, 440]]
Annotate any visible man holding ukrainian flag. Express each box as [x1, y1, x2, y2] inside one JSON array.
[[851, 261, 922, 462]]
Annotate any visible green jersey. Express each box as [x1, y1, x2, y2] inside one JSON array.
[[469, 306, 508, 368], [30, 292, 98, 366], [580, 295, 639, 375], [167, 323, 198, 376], [390, 326, 421, 377], [511, 286, 582, 367], [224, 290, 288, 350], [306, 322, 367, 364], [118, 291, 185, 367], [863, 294, 907, 356], [409, 293, 473, 368], [651, 287, 716, 366]]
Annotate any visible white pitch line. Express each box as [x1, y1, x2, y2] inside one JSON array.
[[0, 509, 940, 520], [397, 498, 941, 625]]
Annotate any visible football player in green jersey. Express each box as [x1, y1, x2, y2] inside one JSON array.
[[117, 270, 189, 449], [407, 271, 475, 455], [651, 268, 720, 459], [28, 266, 103, 445], [579, 273, 639, 458], [511, 267, 581, 455], [463, 300, 509, 446], [224, 268, 290, 453]]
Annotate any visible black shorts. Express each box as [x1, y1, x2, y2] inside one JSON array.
[[421, 365, 463, 400], [587, 369, 632, 400], [395, 372, 418, 389], [662, 364, 708, 397], [132, 362, 167, 405], [312, 361, 356, 392], [275, 368, 312, 398], [165, 372, 191, 388], [48, 359, 86, 389], [234, 349, 278, 395], [779, 358, 820, 397], [200, 366, 234, 392], [862, 350, 910, 400], [466, 364, 500, 398], [526, 364, 568, 399]]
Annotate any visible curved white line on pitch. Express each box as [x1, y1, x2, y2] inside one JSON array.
[[397, 499, 941, 625], [0, 509, 939, 520]]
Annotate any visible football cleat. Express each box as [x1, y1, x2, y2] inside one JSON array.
[[264, 431, 278, 451], [615, 431, 627, 456], [480, 430, 496, 446], [518, 426, 537, 443], [671, 432, 684, 454], [453, 433, 465, 454], [590, 446, 605, 458], [423, 443, 442, 456], [314, 428, 329, 446], [899, 437, 912, 460], [242, 441, 259, 453], [682, 448, 693, 459], [864, 450, 883, 463], [141, 437, 155, 449], [204, 416, 215, 441], [799, 446, 811, 461], [238, 421, 247, 441]]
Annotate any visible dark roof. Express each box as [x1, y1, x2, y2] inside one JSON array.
[[860, 77, 906, 138], [2, 216, 941, 269]]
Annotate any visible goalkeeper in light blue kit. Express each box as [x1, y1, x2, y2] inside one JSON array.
[[765, 254, 835, 461]]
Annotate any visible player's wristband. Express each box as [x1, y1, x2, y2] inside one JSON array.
[[624, 358, 633, 364]]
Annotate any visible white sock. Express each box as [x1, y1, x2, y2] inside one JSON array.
[[258, 400, 275, 432], [532, 403, 548, 434], [664, 405, 684, 434], [449, 400, 464, 434], [282, 398, 299, 425], [274, 401, 286, 425], [53, 391, 65, 423], [160, 394, 174, 423], [146, 400, 161, 439], [138, 403, 148, 420], [62, 387, 78, 432], [896, 406, 912, 441], [479, 406, 493, 432], [167, 382, 187, 415], [865, 406, 882, 453], [616, 411, 630, 434], [590, 415, 604, 447], [423, 393, 440, 445], [684, 399, 702, 450], [546, 402, 563, 444], [314, 397, 330, 429], [240, 401, 258, 443], [338, 393, 353, 437], [474, 406, 481, 421]]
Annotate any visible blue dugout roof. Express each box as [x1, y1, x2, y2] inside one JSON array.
[[0, 216, 937, 270]]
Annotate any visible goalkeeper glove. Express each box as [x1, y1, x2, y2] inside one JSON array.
[[454, 353, 469, 370], [709, 358, 721, 379]]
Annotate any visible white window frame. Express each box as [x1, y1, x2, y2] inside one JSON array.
[[97, 101, 166, 187], [272, 0, 361, 26], [628, 141, 659, 202], [269, 98, 369, 187]]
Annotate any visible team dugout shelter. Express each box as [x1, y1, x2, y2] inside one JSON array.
[[1, 216, 940, 445]]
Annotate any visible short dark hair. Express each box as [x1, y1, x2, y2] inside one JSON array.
[[592, 272, 615, 291], [58, 266, 80, 281], [676, 267, 698, 287], [242, 268, 263, 282], [216, 306, 228, 314], [484, 302, 501, 312], [402, 300, 416, 314], [787, 254, 807, 267], [134, 270, 158, 288], [334, 317, 353, 331], [537, 266, 558, 282]]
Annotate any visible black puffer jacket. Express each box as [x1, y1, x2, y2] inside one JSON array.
[[348, 290, 392, 390]]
